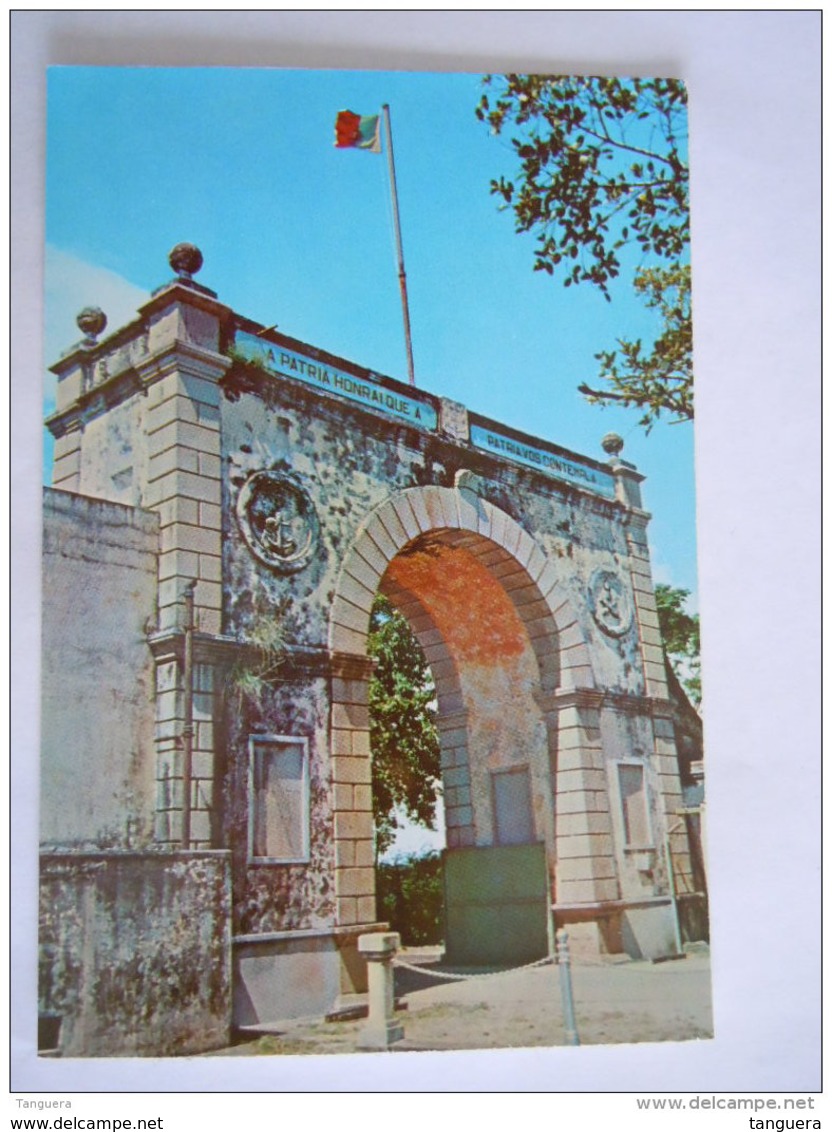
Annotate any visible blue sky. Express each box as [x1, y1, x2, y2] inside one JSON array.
[[45, 66, 697, 605]]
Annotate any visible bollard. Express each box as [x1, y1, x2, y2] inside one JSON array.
[[357, 931, 405, 1050], [556, 928, 580, 1046]]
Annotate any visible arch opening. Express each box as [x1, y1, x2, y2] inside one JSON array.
[[328, 487, 596, 963], [379, 530, 559, 855], [375, 529, 560, 964]]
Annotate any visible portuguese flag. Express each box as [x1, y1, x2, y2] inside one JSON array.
[[334, 109, 382, 153]]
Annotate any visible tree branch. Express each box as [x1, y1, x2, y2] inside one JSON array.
[[568, 121, 679, 170]]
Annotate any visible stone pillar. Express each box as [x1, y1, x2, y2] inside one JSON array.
[[330, 652, 377, 927], [650, 704, 693, 896], [602, 437, 667, 701], [547, 689, 619, 906], [152, 642, 218, 848], [153, 647, 184, 844], [437, 709, 475, 848], [138, 272, 230, 638], [51, 352, 87, 416], [357, 932, 404, 1049], [45, 248, 231, 639], [190, 661, 217, 845], [624, 512, 669, 700], [50, 420, 83, 492], [47, 309, 108, 491]]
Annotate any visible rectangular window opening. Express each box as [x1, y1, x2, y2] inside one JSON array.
[[617, 762, 652, 849], [248, 735, 310, 864], [492, 765, 536, 846]]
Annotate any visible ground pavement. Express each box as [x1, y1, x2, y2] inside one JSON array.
[[210, 944, 713, 1057]]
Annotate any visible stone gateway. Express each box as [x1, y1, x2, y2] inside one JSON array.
[[40, 246, 705, 1055]]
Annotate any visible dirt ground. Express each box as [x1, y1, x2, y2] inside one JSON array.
[[210, 944, 713, 1057]]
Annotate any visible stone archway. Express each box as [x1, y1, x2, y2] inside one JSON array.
[[40, 246, 701, 1040], [330, 483, 594, 687], [328, 482, 618, 951]]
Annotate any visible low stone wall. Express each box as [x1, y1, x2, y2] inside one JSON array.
[[39, 850, 232, 1057], [41, 488, 159, 849]]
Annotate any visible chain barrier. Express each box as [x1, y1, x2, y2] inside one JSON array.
[[393, 953, 555, 982], [383, 932, 579, 1046]]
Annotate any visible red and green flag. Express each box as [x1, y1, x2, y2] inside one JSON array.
[[332, 102, 416, 385], [334, 109, 382, 153]]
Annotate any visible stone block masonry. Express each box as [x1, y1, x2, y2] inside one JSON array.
[[144, 368, 226, 637]]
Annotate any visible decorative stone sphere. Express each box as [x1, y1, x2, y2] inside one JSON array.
[[76, 306, 107, 342], [601, 432, 624, 457], [169, 242, 204, 278]]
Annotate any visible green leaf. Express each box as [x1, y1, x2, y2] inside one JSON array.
[[368, 595, 440, 856]]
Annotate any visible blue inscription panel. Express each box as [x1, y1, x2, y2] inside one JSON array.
[[470, 424, 616, 499], [235, 331, 438, 432]]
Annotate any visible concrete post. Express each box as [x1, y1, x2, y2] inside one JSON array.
[[357, 932, 404, 1050], [556, 928, 580, 1046]]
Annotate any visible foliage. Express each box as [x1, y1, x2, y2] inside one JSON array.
[[228, 606, 291, 706], [368, 595, 441, 858], [580, 263, 691, 430], [655, 583, 701, 705], [376, 852, 444, 945], [477, 74, 692, 429]]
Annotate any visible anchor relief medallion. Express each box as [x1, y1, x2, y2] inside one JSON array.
[[589, 568, 634, 638], [236, 470, 319, 573]]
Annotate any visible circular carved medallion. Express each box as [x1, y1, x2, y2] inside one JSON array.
[[236, 471, 319, 573], [589, 569, 633, 637]]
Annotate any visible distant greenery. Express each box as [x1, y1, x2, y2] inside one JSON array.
[[376, 852, 444, 945], [368, 595, 440, 858], [655, 583, 701, 705]]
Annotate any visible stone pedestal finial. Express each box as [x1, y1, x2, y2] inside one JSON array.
[[601, 432, 624, 459], [169, 242, 204, 280], [357, 932, 404, 1049], [76, 306, 107, 347], [601, 432, 644, 508]]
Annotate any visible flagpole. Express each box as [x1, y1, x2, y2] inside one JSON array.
[[381, 104, 416, 387]]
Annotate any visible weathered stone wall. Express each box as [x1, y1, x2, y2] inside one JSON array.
[[38, 850, 232, 1057], [220, 363, 646, 688], [76, 396, 149, 507], [219, 377, 450, 934], [223, 672, 337, 935], [221, 370, 445, 647], [41, 488, 159, 848], [217, 350, 676, 936]]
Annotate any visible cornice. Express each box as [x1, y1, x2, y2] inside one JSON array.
[[46, 340, 233, 436], [134, 339, 232, 388], [148, 629, 337, 679], [536, 685, 675, 718], [138, 280, 232, 322]]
